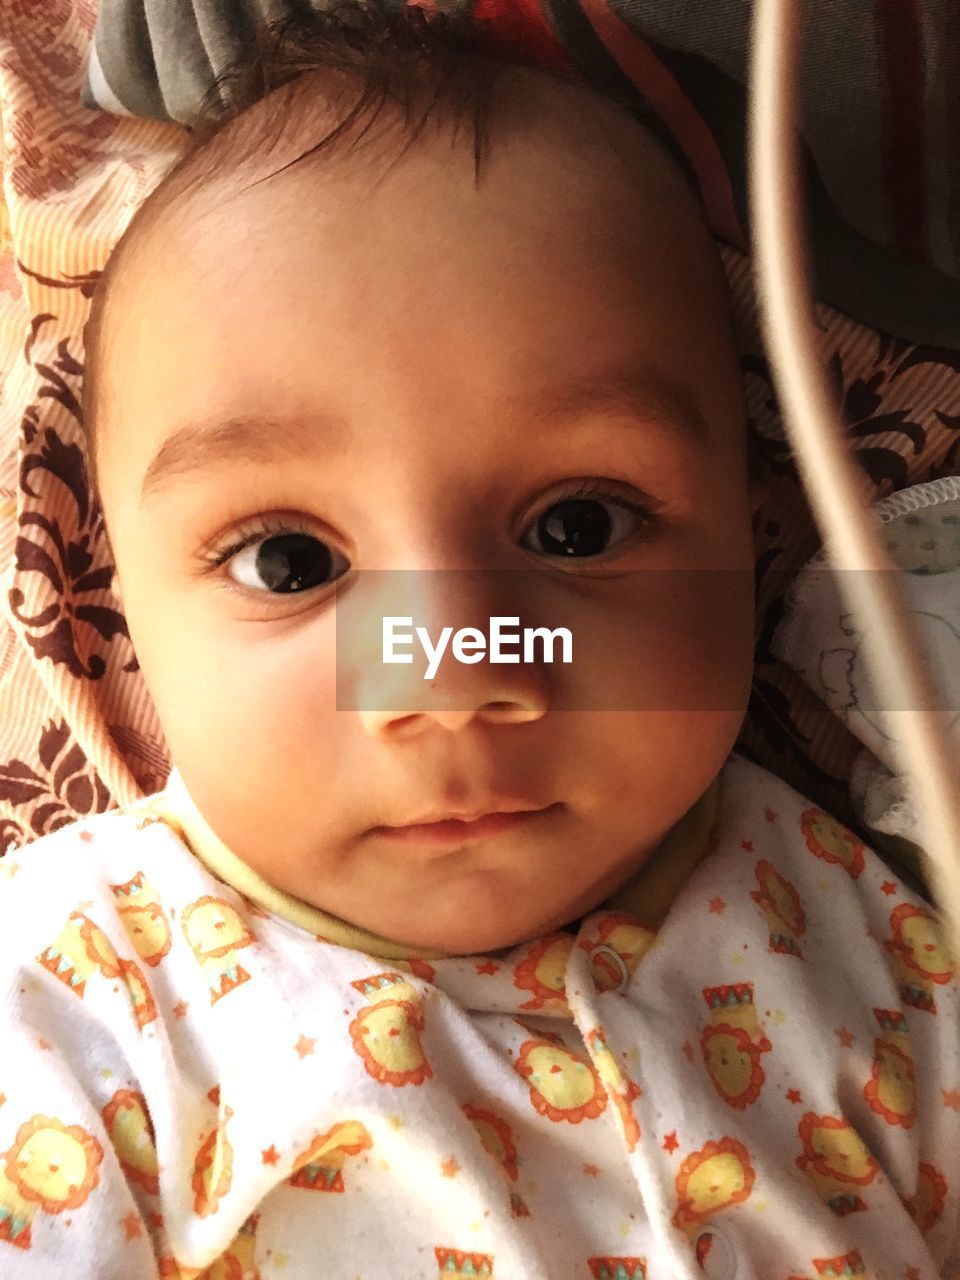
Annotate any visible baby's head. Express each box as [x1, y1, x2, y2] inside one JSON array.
[[82, 2, 763, 955]]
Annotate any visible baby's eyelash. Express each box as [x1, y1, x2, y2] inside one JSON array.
[[196, 479, 665, 589], [200, 516, 321, 570], [550, 482, 661, 522]]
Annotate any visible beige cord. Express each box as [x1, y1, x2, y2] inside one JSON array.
[[748, 0, 960, 963]]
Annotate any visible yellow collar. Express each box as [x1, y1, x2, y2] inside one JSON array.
[[132, 769, 721, 961]]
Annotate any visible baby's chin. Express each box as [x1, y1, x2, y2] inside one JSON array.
[[332, 842, 628, 956]]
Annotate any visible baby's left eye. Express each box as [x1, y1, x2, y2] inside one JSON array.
[[521, 493, 652, 559]]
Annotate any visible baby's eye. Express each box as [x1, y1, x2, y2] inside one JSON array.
[[521, 488, 655, 559], [217, 525, 350, 596]]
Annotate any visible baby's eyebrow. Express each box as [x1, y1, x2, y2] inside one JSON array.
[[139, 409, 350, 504], [138, 367, 711, 505]]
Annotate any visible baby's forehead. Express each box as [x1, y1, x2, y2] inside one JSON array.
[[115, 128, 699, 403], [145, 60, 698, 259], [97, 64, 729, 484]]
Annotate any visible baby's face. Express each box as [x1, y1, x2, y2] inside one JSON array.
[[99, 68, 759, 954]]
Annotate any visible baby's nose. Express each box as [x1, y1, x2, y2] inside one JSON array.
[[359, 697, 544, 740]]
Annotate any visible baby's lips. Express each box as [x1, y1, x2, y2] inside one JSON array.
[[389, 797, 555, 827], [368, 804, 562, 847]]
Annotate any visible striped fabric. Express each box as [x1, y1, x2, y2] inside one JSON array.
[[80, 0, 960, 345]]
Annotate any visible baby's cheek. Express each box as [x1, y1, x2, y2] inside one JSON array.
[[583, 710, 733, 824], [615, 571, 753, 715]]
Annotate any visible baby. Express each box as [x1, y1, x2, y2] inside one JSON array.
[[0, 4, 957, 1278]]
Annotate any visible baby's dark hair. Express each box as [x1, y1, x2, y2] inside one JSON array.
[[80, 0, 698, 515]]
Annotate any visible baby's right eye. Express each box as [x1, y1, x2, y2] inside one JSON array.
[[207, 519, 350, 598]]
